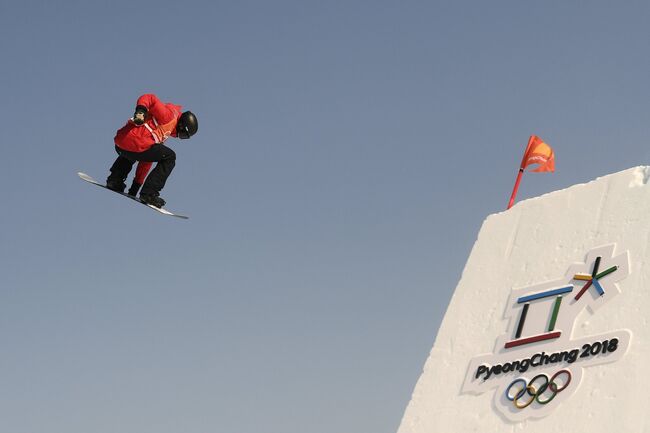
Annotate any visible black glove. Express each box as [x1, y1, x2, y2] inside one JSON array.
[[133, 105, 147, 125], [128, 180, 142, 196]]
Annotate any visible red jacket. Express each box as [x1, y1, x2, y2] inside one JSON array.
[[114, 94, 183, 183], [114, 94, 183, 153]]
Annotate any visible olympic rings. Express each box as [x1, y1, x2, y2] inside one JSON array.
[[506, 378, 527, 401], [504, 370, 572, 409], [549, 369, 572, 392]]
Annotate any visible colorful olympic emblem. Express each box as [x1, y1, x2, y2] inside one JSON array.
[[505, 370, 572, 409]]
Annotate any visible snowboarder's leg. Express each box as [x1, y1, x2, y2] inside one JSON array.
[[106, 144, 176, 207], [106, 147, 136, 192], [127, 162, 152, 196], [138, 144, 176, 198]]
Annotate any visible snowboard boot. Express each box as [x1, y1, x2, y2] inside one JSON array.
[[106, 178, 126, 193], [140, 193, 166, 208], [127, 181, 142, 197]]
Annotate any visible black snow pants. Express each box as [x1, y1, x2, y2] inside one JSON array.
[[107, 144, 176, 196]]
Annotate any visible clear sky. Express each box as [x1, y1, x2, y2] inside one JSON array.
[[2, 1, 650, 432]]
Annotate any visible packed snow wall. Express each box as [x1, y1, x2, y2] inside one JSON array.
[[398, 166, 650, 432]]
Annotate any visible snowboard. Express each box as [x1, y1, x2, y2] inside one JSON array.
[[78, 172, 189, 219]]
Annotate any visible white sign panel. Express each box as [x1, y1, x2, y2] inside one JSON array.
[[461, 244, 631, 421]]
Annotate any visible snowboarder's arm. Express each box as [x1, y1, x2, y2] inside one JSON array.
[[136, 94, 177, 124], [126, 161, 151, 196], [135, 161, 152, 185]]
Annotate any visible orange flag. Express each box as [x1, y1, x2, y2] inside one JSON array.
[[521, 135, 555, 172], [507, 135, 555, 209]]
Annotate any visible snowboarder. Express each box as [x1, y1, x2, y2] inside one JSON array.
[[106, 94, 198, 207]]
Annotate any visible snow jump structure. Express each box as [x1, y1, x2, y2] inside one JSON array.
[[398, 167, 650, 432]]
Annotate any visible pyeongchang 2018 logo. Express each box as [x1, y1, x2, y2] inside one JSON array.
[[461, 244, 631, 422]]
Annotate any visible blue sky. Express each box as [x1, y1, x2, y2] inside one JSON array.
[[2, 1, 650, 432]]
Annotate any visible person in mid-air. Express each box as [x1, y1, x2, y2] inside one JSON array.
[[106, 94, 198, 208]]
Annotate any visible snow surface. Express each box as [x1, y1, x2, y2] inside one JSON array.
[[397, 166, 650, 433]]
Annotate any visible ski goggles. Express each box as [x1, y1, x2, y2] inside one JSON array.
[[177, 124, 191, 140]]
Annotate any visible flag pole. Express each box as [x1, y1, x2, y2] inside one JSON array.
[[507, 136, 535, 210], [507, 168, 524, 209]]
